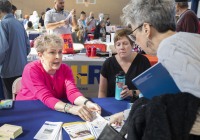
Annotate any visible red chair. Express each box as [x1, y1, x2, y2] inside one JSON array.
[[143, 54, 158, 66]]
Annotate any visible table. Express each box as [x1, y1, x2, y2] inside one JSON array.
[[0, 98, 129, 140]]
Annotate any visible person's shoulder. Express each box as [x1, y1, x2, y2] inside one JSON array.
[[159, 33, 178, 47], [136, 53, 149, 61], [185, 10, 198, 17], [102, 56, 115, 69], [24, 60, 41, 72], [45, 9, 56, 16], [173, 32, 200, 41], [158, 32, 200, 57], [104, 56, 115, 63], [63, 10, 70, 15]]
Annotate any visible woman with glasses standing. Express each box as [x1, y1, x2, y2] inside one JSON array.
[[109, 0, 200, 139], [98, 28, 151, 99]]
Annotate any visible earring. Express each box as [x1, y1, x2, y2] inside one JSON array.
[[146, 37, 153, 48]]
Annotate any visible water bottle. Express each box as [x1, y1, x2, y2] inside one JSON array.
[[115, 71, 126, 100], [109, 50, 112, 57]]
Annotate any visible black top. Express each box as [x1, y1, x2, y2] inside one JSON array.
[[94, 24, 109, 39], [39, 17, 44, 27], [101, 54, 151, 97]]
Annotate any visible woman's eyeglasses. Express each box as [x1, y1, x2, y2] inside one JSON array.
[[128, 24, 143, 42]]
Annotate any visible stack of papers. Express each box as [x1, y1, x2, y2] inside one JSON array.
[[63, 122, 95, 140], [34, 121, 63, 140], [86, 112, 108, 138], [63, 112, 109, 140], [0, 124, 23, 139], [63, 112, 125, 140], [104, 116, 125, 132]]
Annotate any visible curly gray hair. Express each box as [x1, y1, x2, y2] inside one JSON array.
[[34, 34, 64, 53], [122, 0, 176, 33]]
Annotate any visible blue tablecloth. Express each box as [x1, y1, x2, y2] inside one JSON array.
[[0, 98, 129, 140]]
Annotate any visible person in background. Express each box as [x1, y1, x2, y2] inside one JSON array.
[[94, 20, 106, 40], [106, 17, 111, 26], [16, 34, 101, 121], [175, 0, 199, 33], [96, 12, 104, 26], [77, 11, 87, 41], [39, 11, 45, 28], [98, 29, 151, 99], [11, 4, 17, 18], [23, 14, 29, 28], [46, 7, 51, 12], [44, 0, 77, 34], [71, 25, 85, 44], [110, 0, 200, 137], [26, 21, 35, 31], [86, 12, 96, 34], [29, 11, 39, 29], [0, 0, 30, 99]]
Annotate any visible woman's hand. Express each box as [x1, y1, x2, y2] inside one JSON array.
[[68, 105, 93, 121], [120, 85, 132, 99], [86, 101, 101, 115], [109, 112, 124, 126]]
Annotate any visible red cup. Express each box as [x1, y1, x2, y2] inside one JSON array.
[[86, 47, 91, 57], [91, 47, 96, 57]]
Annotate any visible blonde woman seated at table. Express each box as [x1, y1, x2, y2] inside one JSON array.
[[98, 29, 151, 99], [16, 34, 101, 121]]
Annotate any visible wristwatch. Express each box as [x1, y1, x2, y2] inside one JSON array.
[[84, 99, 90, 106], [132, 90, 137, 96]]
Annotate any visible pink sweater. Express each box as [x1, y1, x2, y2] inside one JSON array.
[[16, 60, 83, 109]]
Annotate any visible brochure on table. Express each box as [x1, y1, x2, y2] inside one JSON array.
[[34, 113, 124, 140], [34, 121, 63, 140], [63, 112, 124, 140]]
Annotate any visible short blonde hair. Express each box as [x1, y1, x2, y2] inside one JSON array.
[[34, 34, 64, 53]]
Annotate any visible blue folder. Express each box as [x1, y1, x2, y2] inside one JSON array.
[[132, 63, 180, 99]]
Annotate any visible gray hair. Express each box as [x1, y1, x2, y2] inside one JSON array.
[[122, 0, 176, 33], [0, 0, 12, 13], [34, 34, 64, 53]]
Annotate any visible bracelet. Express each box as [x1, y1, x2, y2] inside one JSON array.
[[84, 99, 90, 106], [64, 103, 73, 113]]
